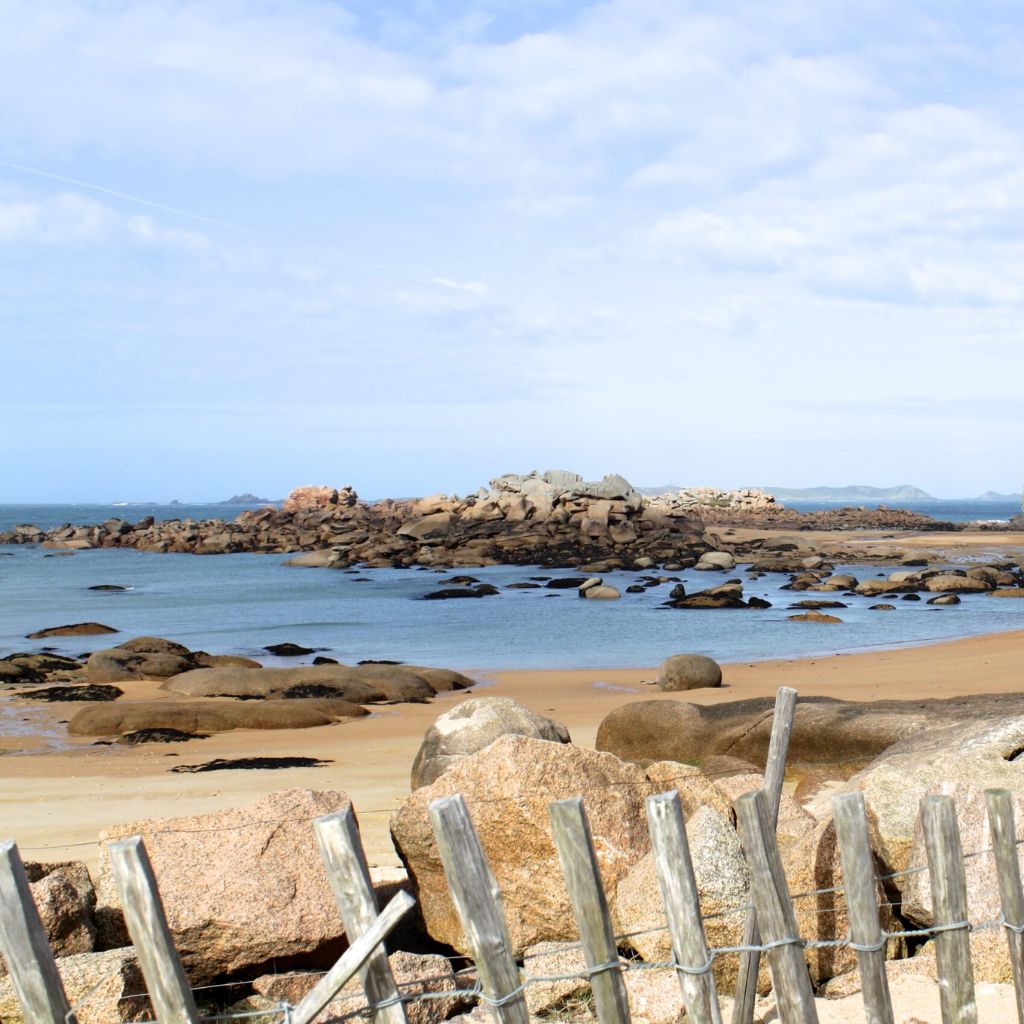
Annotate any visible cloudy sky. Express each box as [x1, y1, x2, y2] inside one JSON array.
[[3, 0, 1022, 501]]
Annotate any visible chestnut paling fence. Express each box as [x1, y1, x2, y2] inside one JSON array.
[[1, 689, 1024, 1024]]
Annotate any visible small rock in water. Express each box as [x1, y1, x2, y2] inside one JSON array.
[[312, 656, 339, 665], [422, 585, 498, 600], [263, 643, 316, 657], [87, 585, 129, 592], [26, 622, 118, 639], [170, 756, 332, 773]]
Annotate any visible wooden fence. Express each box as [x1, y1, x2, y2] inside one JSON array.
[[1, 687, 1023, 1024]]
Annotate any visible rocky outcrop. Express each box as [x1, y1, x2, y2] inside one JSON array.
[[391, 735, 657, 955], [95, 789, 355, 981], [410, 697, 571, 788]]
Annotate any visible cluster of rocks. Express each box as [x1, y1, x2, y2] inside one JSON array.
[[0, 790, 466, 1024], [2, 469, 997, 571], [1, 635, 474, 742], [387, 691, 1024, 1010], [648, 486, 780, 513], [11, 689, 1024, 1021]]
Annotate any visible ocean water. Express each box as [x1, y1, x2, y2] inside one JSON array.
[[1, 544, 1021, 670]]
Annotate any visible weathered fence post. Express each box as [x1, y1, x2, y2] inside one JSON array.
[[646, 790, 722, 1024], [428, 793, 530, 1024], [107, 836, 198, 1024], [921, 794, 977, 1024], [290, 890, 416, 1024], [732, 685, 798, 1024], [314, 809, 408, 1024], [549, 797, 631, 1024], [0, 840, 75, 1024], [984, 789, 1024, 1023], [832, 792, 894, 1024], [734, 789, 818, 1024]]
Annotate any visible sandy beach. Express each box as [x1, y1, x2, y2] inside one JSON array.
[[2, 626, 1021, 871]]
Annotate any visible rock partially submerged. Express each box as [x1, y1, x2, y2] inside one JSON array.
[[26, 622, 118, 639]]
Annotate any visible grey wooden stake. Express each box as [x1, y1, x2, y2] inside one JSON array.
[[921, 794, 977, 1024], [428, 793, 530, 1024], [646, 790, 723, 1024], [832, 792, 894, 1024], [735, 789, 818, 1024], [107, 836, 198, 1024], [291, 889, 415, 1024], [984, 789, 1024, 1023], [314, 809, 408, 1024], [549, 797, 631, 1024], [732, 685, 798, 1024], [0, 840, 75, 1024]]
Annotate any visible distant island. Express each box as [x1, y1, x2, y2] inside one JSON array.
[[974, 490, 1021, 502], [756, 485, 935, 501], [218, 493, 273, 505]]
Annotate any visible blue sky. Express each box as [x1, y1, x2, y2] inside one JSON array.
[[2, 0, 1022, 501]]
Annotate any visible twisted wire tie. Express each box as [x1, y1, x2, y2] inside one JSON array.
[[1001, 916, 1024, 935]]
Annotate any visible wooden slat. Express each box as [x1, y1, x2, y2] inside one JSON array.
[[428, 793, 529, 1024], [646, 790, 722, 1024], [734, 789, 818, 1024], [832, 792, 894, 1024], [984, 789, 1024, 1023], [291, 890, 416, 1024], [549, 797, 631, 1024], [921, 794, 977, 1024], [107, 836, 198, 1024], [732, 686, 798, 1024], [314, 809, 408, 1024], [0, 840, 75, 1024]]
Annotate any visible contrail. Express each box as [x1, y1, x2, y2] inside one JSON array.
[[0, 160, 248, 232]]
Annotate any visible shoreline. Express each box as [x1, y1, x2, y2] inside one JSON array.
[[1, 627, 1021, 872]]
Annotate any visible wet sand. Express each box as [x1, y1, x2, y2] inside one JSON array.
[[1, 626, 1021, 871]]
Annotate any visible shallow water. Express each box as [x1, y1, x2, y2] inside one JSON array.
[[1, 546, 1021, 669]]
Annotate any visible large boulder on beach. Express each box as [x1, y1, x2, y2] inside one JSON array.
[[841, 710, 1024, 881], [901, 782, 1024, 927], [410, 697, 571, 789], [596, 694, 1024, 771], [391, 735, 657, 955], [0, 948, 147, 1024], [68, 698, 367, 736], [613, 806, 753, 993], [656, 653, 722, 691], [87, 637, 199, 683], [162, 664, 435, 704], [95, 789, 355, 981]]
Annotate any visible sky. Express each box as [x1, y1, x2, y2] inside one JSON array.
[[2, 0, 1023, 501]]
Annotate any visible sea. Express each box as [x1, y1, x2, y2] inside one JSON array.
[[0, 498, 1021, 671]]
